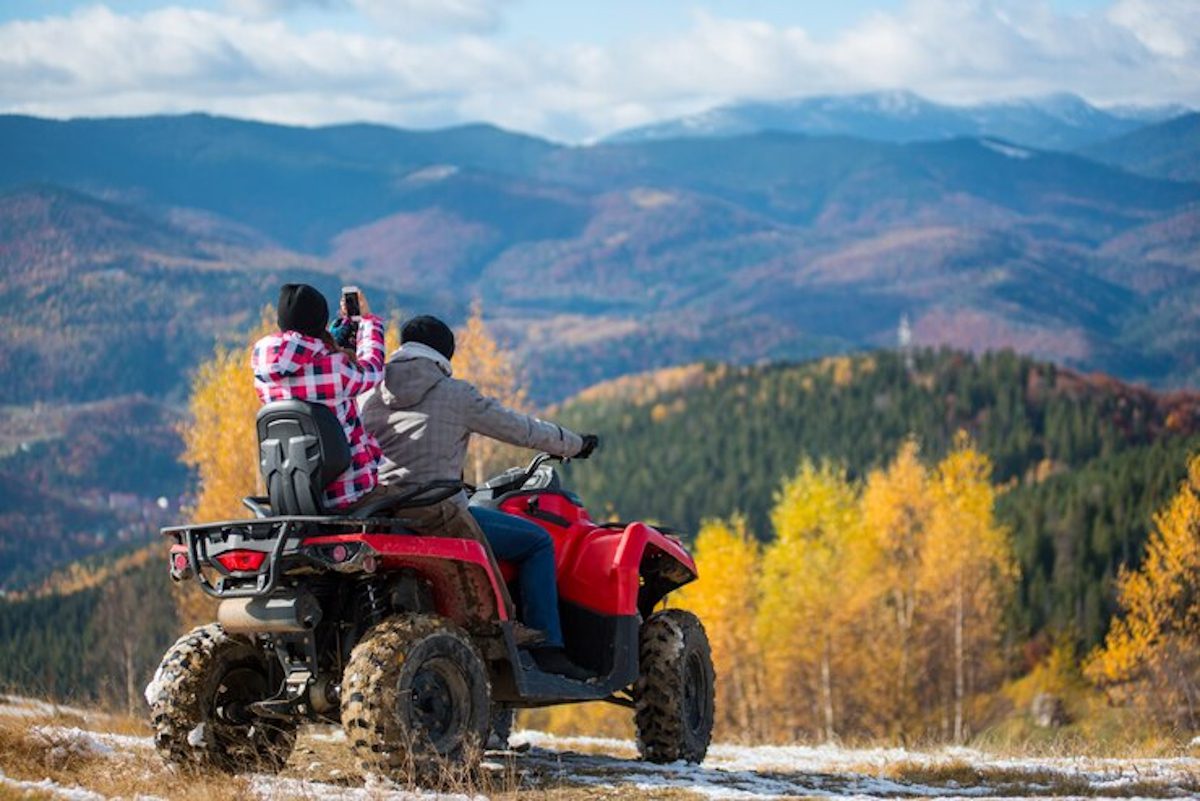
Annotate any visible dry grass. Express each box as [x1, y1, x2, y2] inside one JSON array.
[[4, 704, 1197, 800], [0, 714, 249, 801], [884, 757, 1200, 797], [0, 785, 58, 801]]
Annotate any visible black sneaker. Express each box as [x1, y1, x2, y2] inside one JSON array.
[[531, 647, 593, 681]]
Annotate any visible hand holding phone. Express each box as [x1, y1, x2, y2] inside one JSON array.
[[342, 285, 362, 318]]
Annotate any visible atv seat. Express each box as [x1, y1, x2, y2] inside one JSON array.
[[256, 400, 351, 516], [255, 401, 470, 521]]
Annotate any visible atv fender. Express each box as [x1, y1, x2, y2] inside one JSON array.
[[559, 523, 698, 617], [303, 534, 511, 627]]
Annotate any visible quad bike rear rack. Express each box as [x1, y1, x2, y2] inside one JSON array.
[[163, 515, 414, 599]]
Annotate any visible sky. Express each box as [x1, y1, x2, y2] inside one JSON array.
[[0, 0, 1196, 141]]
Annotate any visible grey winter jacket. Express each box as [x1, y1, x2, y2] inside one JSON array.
[[359, 343, 583, 506]]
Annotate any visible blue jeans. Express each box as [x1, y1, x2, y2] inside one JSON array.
[[468, 506, 563, 648]]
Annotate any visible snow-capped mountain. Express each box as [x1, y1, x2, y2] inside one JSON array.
[[606, 91, 1192, 149]]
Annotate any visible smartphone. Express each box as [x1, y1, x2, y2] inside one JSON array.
[[341, 285, 361, 317]]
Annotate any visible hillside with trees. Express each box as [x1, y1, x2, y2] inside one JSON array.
[[556, 350, 1200, 650]]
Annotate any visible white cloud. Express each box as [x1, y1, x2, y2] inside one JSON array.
[[222, 0, 509, 33], [0, 0, 1196, 141]]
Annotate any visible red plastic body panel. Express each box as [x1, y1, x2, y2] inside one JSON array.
[[497, 493, 698, 616], [304, 534, 510, 625]]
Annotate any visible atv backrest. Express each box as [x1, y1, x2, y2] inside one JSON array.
[[256, 400, 351, 516]]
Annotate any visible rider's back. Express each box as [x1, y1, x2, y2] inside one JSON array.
[[360, 343, 581, 503]]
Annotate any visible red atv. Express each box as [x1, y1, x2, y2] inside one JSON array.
[[147, 400, 714, 778]]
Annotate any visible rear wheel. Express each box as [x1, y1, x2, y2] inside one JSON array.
[[341, 615, 490, 780], [634, 609, 715, 764], [148, 623, 295, 773]]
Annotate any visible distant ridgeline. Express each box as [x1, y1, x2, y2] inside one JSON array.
[[557, 349, 1200, 649]]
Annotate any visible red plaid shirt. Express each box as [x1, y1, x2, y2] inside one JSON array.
[[251, 316, 385, 509]]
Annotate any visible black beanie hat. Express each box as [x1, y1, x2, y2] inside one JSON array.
[[401, 315, 456, 360], [277, 283, 329, 339]]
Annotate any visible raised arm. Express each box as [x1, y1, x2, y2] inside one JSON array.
[[339, 315, 385, 396]]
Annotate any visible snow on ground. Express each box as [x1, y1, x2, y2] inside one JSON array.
[[29, 725, 153, 755], [248, 775, 480, 801], [0, 695, 100, 722], [0, 769, 109, 801], [508, 730, 1200, 799], [4, 698, 1199, 799]]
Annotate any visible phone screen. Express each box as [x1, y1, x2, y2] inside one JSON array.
[[342, 286, 361, 317]]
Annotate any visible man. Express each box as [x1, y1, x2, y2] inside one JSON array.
[[360, 315, 598, 680], [251, 283, 386, 511]]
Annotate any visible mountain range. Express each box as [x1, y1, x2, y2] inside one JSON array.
[[2, 103, 1198, 406], [1, 96, 1199, 587]]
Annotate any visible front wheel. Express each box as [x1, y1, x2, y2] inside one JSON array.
[[147, 623, 295, 773], [341, 615, 490, 780], [634, 609, 715, 764]]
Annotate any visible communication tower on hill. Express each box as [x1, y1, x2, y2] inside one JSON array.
[[898, 314, 914, 372]]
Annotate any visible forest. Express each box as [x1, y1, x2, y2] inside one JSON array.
[[555, 351, 1200, 652]]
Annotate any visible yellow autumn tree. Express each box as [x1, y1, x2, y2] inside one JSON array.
[[1085, 454, 1200, 727], [174, 310, 274, 627], [676, 515, 764, 741], [757, 462, 875, 742], [453, 299, 529, 484], [922, 433, 1015, 742], [181, 311, 274, 524], [861, 439, 934, 737]]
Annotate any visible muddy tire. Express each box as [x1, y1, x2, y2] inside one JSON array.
[[634, 609, 715, 764], [487, 705, 515, 750], [147, 623, 295, 773], [341, 614, 490, 780]]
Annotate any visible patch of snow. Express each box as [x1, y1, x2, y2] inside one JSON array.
[[511, 730, 634, 753], [142, 666, 165, 707], [0, 695, 97, 722], [249, 775, 481, 801], [186, 723, 206, 748], [981, 139, 1033, 159], [29, 724, 151, 754], [511, 730, 1200, 800], [30, 725, 115, 763], [306, 725, 347, 743], [0, 768, 107, 801]]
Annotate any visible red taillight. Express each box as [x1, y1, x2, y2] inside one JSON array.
[[169, 549, 193, 580], [214, 550, 267, 573], [330, 544, 349, 563]]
